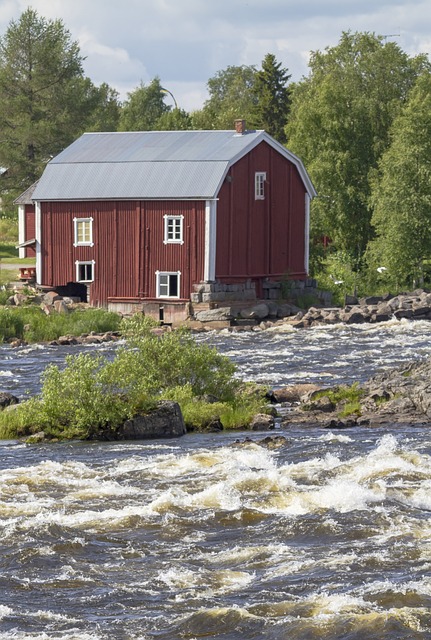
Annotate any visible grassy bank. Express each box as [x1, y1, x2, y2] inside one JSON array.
[[0, 306, 121, 343], [0, 315, 269, 439]]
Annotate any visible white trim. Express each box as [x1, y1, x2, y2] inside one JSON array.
[[18, 205, 25, 259], [304, 193, 310, 274], [204, 200, 217, 282], [73, 217, 94, 246], [255, 172, 266, 200], [35, 201, 42, 285], [75, 260, 95, 283], [163, 214, 184, 244], [156, 270, 181, 298]]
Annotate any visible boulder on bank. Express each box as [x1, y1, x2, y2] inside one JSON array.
[[116, 400, 186, 440], [194, 307, 234, 322], [249, 413, 275, 430], [0, 392, 19, 409]]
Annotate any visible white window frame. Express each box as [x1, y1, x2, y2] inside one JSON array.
[[73, 217, 94, 247], [255, 172, 266, 200], [163, 214, 184, 244], [156, 271, 181, 298], [75, 260, 95, 283]]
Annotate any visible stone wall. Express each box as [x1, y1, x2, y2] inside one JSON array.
[[191, 281, 257, 304]]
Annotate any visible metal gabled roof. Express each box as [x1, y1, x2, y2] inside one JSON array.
[[30, 129, 316, 201], [50, 130, 264, 164], [32, 161, 229, 201]]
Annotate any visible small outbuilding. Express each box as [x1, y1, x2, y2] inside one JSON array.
[[18, 120, 316, 322]]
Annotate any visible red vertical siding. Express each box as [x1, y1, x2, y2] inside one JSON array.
[[216, 141, 307, 284], [24, 205, 36, 257], [143, 201, 206, 298], [41, 200, 206, 305]]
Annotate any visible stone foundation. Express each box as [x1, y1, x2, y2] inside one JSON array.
[[191, 279, 332, 307], [191, 280, 257, 304]]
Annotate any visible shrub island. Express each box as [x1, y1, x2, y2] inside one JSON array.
[[0, 315, 271, 441]]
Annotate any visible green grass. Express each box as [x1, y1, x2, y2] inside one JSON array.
[[0, 307, 121, 343], [0, 243, 18, 259]]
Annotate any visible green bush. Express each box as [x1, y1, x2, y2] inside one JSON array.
[[115, 316, 238, 400]]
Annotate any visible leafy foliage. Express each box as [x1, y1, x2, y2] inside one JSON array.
[[367, 70, 431, 289], [118, 77, 170, 131], [286, 31, 430, 265], [192, 65, 258, 129]]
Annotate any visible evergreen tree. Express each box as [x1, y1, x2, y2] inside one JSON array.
[[368, 71, 431, 288], [251, 53, 291, 142], [0, 9, 98, 206]]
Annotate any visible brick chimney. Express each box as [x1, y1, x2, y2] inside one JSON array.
[[234, 119, 246, 135]]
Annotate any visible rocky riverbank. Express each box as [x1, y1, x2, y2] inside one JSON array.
[[289, 289, 431, 328], [270, 356, 431, 429]]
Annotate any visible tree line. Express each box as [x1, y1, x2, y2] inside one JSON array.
[[1, 8, 431, 293]]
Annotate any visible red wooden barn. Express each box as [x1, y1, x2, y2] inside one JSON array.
[[18, 120, 316, 322]]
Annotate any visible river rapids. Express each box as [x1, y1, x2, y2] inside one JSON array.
[[1, 319, 431, 639]]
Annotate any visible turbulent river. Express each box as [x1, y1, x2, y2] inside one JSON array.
[[1, 320, 431, 639]]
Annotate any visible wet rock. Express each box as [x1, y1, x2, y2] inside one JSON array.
[[8, 338, 27, 348], [268, 384, 321, 404], [116, 401, 186, 440], [324, 418, 358, 429], [25, 431, 47, 443], [305, 395, 335, 413], [249, 413, 275, 430], [232, 435, 289, 448], [199, 418, 224, 433], [0, 392, 19, 409]]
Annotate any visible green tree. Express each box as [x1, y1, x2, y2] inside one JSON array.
[[367, 71, 431, 289], [251, 53, 291, 142], [286, 31, 429, 268], [118, 77, 169, 131], [192, 64, 258, 129], [0, 9, 98, 207], [85, 82, 121, 132], [156, 107, 192, 131]]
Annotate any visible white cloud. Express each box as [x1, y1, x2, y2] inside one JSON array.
[[0, 0, 430, 109]]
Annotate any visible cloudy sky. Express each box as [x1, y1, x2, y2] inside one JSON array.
[[1, 0, 430, 111]]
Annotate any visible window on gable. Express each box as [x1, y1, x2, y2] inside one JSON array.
[[156, 271, 180, 298], [255, 172, 266, 200], [164, 215, 184, 244], [76, 261, 94, 283], [74, 218, 93, 246]]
